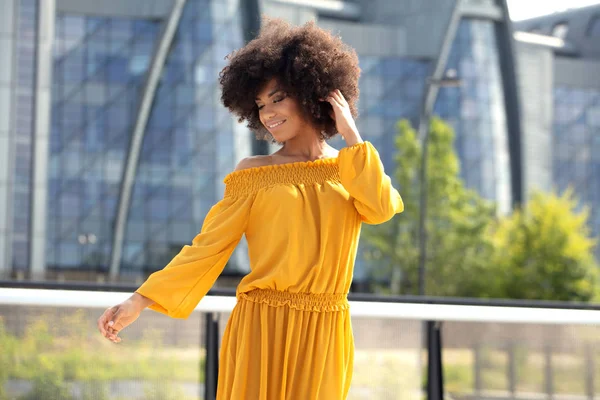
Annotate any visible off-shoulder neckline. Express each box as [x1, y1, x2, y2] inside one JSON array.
[[223, 156, 339, 182]]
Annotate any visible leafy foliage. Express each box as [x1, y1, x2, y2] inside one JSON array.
[[362, 118, 497, 297], [361, 118, 599, 301], [490, 188, 599, 301]]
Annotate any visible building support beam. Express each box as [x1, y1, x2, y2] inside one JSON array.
[[109, 0, 186, 281], [30, 0, 56, 280], [0, 0, 18, 279], [494, 0, 524, 208]]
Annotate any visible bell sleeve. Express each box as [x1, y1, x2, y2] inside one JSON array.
[[134, 188, 253, 319], [338, 141, 404, 225]]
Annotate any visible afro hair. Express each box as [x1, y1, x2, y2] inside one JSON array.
[[219, 17, 361, 141]]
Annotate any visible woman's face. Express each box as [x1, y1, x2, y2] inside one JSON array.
[[255, 78, 312, 143]]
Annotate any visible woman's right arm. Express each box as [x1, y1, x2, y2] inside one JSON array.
[[96, 173, 253, 342], [134, 193, 252, 319]]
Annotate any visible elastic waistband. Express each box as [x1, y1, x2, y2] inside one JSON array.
[[237, 288, 350, 312]]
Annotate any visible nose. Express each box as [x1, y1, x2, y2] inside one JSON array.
[[261, 106, 277, 121]]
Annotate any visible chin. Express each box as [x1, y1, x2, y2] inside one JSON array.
[[271, 131, 295, 143]]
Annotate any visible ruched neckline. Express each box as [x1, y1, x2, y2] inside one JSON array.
[[224, 157, 338, 180], [223, 157, 340, 198]]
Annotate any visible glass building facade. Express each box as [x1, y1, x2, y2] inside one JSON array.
[[4, 1, 517, 281], [553, 85, 600, 260], [354, 57, 429, 172], [434, 19, 510, 206], [48, 14, 161, 273], [351, 19, 511, 204], [47, 0, 246, 278], [351, 18, 512, 279], [121, 0, 246, 276]]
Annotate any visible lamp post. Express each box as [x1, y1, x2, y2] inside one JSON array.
[[417, 69, 461, 296]]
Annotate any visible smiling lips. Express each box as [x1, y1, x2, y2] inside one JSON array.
[[267, 119, 286, 129]]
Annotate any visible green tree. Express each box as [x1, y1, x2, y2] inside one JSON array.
[[490, 187, 599, 301], [362, 117, 600, 302], [361, 118, 497, 297]]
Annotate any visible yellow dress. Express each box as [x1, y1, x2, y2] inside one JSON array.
[[135, 141, 404, 399]]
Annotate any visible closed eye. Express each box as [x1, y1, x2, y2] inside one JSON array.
[[257, 96, 286, 110]]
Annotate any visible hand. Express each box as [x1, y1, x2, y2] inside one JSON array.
[[321, 89, 363, 145], [97, 294, 148, 343]]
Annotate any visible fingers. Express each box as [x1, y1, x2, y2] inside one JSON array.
[[109, 306, 122, 327], [331, 89, 347, 106], [331, 89, 344, 104], [97, 305, 122, 344], [108, 326, 122, 343], [97, 307, 114, 337], [320, 90, 346, 108], [107, 307, 123, 342]]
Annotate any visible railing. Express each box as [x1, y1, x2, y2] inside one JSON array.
[[1, 281, 599, 400]]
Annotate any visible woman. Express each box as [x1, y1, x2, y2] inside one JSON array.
[[97, 18, 404, 399]]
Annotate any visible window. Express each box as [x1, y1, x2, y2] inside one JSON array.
[[587, 16, 600, 37], [551, 22, 569, 39]]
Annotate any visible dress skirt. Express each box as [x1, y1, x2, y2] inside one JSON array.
[[216, 289, 355, 400]]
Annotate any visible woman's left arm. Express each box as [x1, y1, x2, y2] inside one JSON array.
[[324, 89, 404, 224], [338, 140, 404, 224]]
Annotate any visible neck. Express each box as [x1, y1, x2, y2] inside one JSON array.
[[280, 126, 331, 160]]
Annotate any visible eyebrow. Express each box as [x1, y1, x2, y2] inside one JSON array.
[[255, 88, 282, 101]]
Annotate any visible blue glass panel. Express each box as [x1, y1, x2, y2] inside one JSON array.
[[133, 20, 159, 37], [12, 241, 29, 269], [59, 243, 81, 266], [107, 56, 130, 83], [129, 54, 150, 76], [63, 15, 85, 39], [110, 19, 133, 39], [195, 22, 212, 42], [86, 17, 106, 33], [553, 85, 600, 261]]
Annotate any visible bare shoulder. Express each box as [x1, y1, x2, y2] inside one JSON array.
[[234, 155, 273, 172]]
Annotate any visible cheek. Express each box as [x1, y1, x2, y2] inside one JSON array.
[[281, 101, 302, 120]]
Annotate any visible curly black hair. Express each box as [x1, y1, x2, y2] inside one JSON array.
[[219, 17, 361, 141]]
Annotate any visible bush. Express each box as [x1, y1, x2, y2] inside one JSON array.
[[80, 380, 110, 400], [143, 381, 192, 400], [17, 356, 73, 400], [0, 317, 17, 400], [1, 310, 202, 399]]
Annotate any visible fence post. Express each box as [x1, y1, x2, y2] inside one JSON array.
[[426, 320, 444, 400], [585, 343, 595, 400], [544, 345, 553, 400], [507, 342, 517, 396], [204, 312, 220, 400], [474, 343, 482, 395]]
